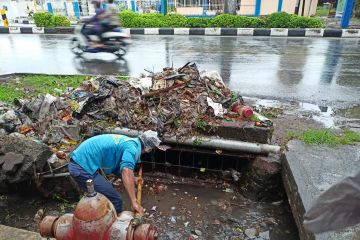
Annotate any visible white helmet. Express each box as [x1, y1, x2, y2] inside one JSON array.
[[139, 130, 161, 152]]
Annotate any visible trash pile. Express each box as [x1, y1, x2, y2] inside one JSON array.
[[0, 63, 269, 156]]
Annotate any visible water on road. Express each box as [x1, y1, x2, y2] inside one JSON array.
[[0, 34, 359, 107]]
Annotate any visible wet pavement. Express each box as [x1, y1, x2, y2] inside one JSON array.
[[0, 34, 359, 107]]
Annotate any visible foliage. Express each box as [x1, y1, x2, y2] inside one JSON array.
[[265, 12, 292, 28], [119, 10, 324, 28], [286, 129, 360, 146], [0, 75, 86, 103], [33, 12, 54, 27], [34, 12, 70, 27], [52, 15, 71, 27], [289, 15, 325, 28], [316, 6, 330, 16], [186, 17, 211, 28]]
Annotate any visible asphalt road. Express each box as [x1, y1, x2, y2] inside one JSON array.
[[0, 34, 359, 107]]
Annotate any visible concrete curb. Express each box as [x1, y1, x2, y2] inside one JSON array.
[[1, 27, 360, 37]]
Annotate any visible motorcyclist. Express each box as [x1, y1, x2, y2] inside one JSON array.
[[81, 0, 105, 48], [101, 0, 121, 33]]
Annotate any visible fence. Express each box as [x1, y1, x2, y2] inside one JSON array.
[[116, 0, 300, 17]]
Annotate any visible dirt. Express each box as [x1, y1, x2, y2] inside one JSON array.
[[271, 115, 323, 146], [0, 175, 298, 240]]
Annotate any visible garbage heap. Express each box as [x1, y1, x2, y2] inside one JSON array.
[[0, 63, 270, 183]]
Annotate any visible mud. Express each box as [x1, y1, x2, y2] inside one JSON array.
[[0, 175, 298, 240]]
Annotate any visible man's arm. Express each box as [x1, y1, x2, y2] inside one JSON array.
[[121, 167, 144, 214]]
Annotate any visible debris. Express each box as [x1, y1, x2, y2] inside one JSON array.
[[184, 221, 190, 227], [215, 149, 222, 155], [170, 216, 176, 224], [155, 184, 168, 194], [200, 168, 206, 173], [55, 151, 66, 159], [150, 206, 157, 212], [213, 219, 221, 225], [265, 217, 277, 226], [171, 206, 176, 211], [244, 228, 259, 239], [1, 152, 25, 174], [34, 209, 45, 223], [259, 230, 270, 239], [206, 97, 224, 117], [192, 229, 202, 236], [112, 178, 122, 186], [223, 188, 234, 193], [188, 234, 199, 240]]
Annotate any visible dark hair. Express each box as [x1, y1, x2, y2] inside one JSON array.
[[108, 0, 114, 3]]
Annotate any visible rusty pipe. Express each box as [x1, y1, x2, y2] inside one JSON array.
[[112, 128, 281, 154]]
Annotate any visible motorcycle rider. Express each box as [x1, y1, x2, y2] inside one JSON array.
[[101, 0, 121, 33], [81, 0, 105, 48]]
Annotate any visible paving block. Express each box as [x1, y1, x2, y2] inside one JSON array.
[[205, 28, 221, 36], [32, 27, 44, 34], [237, 28, 254, 36], [144, 28, 159, 35], [270, 28, 288, 36], [305, 29, 324, 37], [174, 28, 189, 35], [341, 29, 360, 38]]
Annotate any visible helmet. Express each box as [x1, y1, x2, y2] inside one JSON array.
[[139, 130, 161, 152]]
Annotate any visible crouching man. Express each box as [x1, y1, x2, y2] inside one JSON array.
[[68, 130, 161, 215]]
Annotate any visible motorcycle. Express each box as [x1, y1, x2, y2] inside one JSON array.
[[70, 22, 130, 59]]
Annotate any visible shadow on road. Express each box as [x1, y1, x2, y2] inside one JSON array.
[[73, 57, 130, 76]]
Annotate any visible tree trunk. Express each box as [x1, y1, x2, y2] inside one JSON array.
[[224, 0, 236, 14]]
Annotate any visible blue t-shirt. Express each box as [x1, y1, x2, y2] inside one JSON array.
[[71, 134, 142, 176]]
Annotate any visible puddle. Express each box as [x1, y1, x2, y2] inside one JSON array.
[[243, 97, 360, 129]]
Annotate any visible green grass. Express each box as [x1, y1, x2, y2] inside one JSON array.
[[316, 7, 330, 16], [287, 129, 360, 146], [351, 17, 360, 22], [0, 74, 86, 103], [0, 74, 130, 103]]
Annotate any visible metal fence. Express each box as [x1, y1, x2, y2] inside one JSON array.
[[117, 0, 258, 17]]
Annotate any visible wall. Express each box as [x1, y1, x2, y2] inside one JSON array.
[[260, 0, 278, 15], [281, 0, 297, 13], [238, 0, 256, 15], [298, 0, 319, 16]]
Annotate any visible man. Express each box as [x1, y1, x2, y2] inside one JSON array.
[[68, 130, 162, 215], [101, 0, 121, 33], [81, 0, 105, 48]]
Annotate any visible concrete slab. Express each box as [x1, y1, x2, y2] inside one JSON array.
[[205, 121, 273, 144], [0, 225, 45, 240], [282, 140, 360, 240]]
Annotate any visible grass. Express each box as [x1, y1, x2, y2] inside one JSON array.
[[0, 74, 86, 103], [351, 17, 360, 22], [286, 129, 360, 146], [316, 7, 330, 16], [0, 74, 130, 103]]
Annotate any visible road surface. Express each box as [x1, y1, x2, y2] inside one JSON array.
[[0, 34, 359, 107]]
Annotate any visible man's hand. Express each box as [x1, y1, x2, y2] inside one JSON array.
[[134, 177, 144, 186], [131, 200, 145, 215]]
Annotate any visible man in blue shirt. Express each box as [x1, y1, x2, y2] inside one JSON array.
[[68, 130, 162, 215]]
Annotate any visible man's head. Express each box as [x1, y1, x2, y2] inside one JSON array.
[[139, 130, 161, 153]]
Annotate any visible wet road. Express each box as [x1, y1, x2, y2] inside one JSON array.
[[0, 34, 359, 107]]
